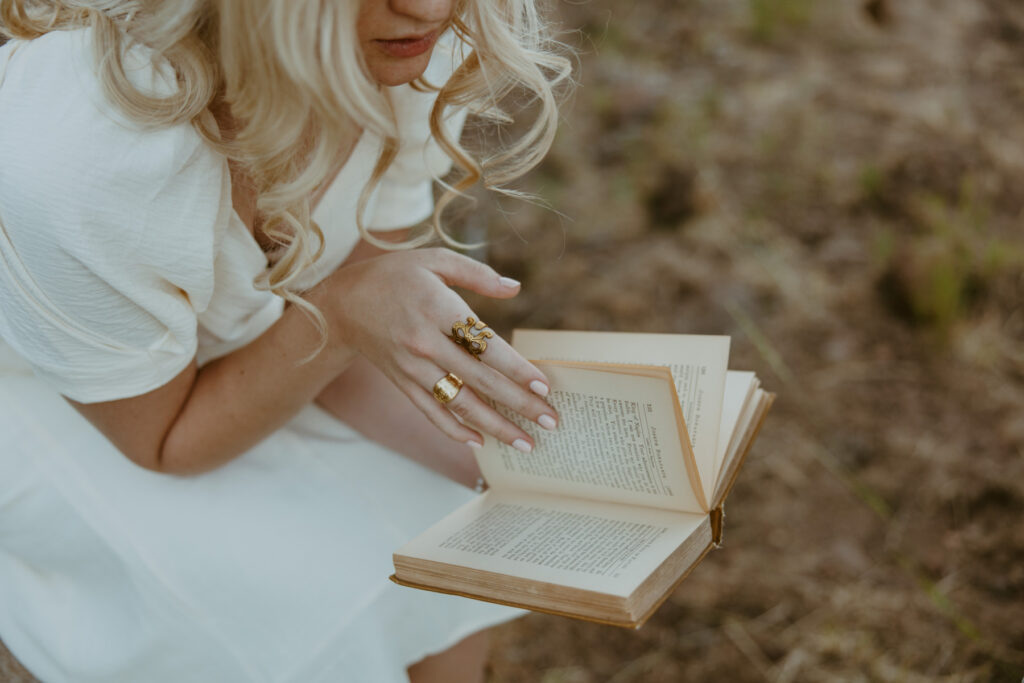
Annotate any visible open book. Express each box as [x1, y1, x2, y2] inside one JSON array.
[[391, 330, 775, 628]]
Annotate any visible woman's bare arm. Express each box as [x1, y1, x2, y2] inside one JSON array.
[[70, 289, 357, 475], [317, 355, 482, 487], [70, 247, 557, 476]]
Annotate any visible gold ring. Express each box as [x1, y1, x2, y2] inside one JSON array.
[[432, 372, 464, 404], [451, 316, 494, 360]]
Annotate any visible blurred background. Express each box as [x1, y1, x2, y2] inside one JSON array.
[[3, 0, 1023, 681], [464, 0, 1024, 681]]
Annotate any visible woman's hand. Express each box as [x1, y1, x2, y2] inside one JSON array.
[[313, 247, 557, 451]]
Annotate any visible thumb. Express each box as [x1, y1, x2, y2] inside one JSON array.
[[425, 248, 522, 299]]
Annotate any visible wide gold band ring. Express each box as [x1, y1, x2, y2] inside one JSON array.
[[451, 316, 494, 360], [432, 372, 464, 404]]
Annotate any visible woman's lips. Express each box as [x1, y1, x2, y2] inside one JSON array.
[[374, 31, 439, 59]]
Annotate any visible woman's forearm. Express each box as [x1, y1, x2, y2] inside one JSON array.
[[71, 236, 399, 476], [316, 355, 482, 487], [158, 235, 407, 473], [71, 289, 356, 475], [71, 243, 554, 476], [162, 299, 356, 473]]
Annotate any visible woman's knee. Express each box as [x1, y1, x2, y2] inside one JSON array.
[[407, 629, 491, 683]]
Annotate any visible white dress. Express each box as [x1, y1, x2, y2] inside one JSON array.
[[0, 28, 519, 683]]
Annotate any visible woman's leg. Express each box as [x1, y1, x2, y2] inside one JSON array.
[[316, 355, 482, 488], [407, 629, 490, 683]]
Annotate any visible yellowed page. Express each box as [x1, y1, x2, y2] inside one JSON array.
[[714, 371, 758, 485], [478, 363, 705, 513], [713, 388, 773, 507], [513, 330, 730, 503], [396, 490, 707, 597]]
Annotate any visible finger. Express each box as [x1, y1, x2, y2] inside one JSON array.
[[444, 383, 536, 454], [399, 376, 485, 448], [418, 248, 521, 299], [440, 316, 553, 400], [416, 362, 536, 452], [433, 335, 558, 431]]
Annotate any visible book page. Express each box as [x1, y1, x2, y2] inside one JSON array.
[[396, 490, 707, 596], [513, 330, 729, 503], [714, 371, 757, 485], [478, 363, 705, 513], [713, 388, 774, 507]]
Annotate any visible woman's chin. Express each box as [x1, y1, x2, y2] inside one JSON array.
[[366, 53, 433, 87]]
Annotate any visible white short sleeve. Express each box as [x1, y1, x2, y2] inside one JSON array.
[[0, 30, 229, 403]]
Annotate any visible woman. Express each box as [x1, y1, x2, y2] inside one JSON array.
[[0, 0, 569, 681]]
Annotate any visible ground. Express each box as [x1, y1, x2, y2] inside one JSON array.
[[470, 0, 1024, 681], [2, 0, 1023, 681]]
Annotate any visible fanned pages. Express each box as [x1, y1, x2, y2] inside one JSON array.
[[512, 330, 729, 505], [480, 362, 706, 513], [392, 330, 774, 627]]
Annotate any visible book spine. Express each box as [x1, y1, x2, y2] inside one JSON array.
[[710, 505, 725, 547]]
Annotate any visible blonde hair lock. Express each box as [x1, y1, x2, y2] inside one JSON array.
[[0, 0, 571, 351]]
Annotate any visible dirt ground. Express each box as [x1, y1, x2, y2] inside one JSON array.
[[2, 0, 1023, 681], [472, 0, 1024, 681]]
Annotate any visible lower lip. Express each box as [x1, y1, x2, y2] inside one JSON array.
[[375, 32, 438, 59]]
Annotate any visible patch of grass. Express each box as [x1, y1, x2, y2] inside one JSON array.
[[872, 225, 896, 265], [749, 0, 816, 41], [650, 97, 714, 162], [876, 179, 1024, 332], [859, 164, 887, 206]]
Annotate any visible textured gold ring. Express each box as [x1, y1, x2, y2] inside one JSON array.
[[451, 316, 494, 360], [432, 372, 464, 404]]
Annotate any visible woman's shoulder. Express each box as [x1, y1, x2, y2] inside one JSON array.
[[1, 27, 171, 131], [0, 31, 237, 402], [0, 27, 225, 257], [0, 26, 212, 171]]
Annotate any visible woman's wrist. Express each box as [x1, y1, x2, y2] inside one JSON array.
[[303, 271, 352, 361]]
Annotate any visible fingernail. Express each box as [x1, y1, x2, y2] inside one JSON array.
[[538, 414, 557, 431], [512, 438, 533, 453], [466, 440, 483, 449], [529, 380, 549, 397], [499, 276, 521, 288]]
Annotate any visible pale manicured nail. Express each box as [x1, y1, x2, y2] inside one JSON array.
[[529, 380, 549, 397], [538, 414, 557, 431], [512, 438, 533, 453], [466, 440, 483, 449], [499, 276, 521, 288]]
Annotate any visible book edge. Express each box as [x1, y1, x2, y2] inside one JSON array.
[[389, 574, 641, 628], [712, 391, 777, 509], [392, 518, 718, 630]]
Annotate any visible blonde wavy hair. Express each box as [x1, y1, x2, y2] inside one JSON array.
[[0, 0, 570, 341]]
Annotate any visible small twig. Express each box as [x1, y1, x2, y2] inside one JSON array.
[[724, 300, 797, 389], [723, 619, 774, 681], [606, 650, 670, 683], [773, 648, 807, 683]]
